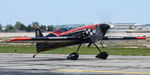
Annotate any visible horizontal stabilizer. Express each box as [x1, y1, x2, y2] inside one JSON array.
[[7, 37, 81, 43]]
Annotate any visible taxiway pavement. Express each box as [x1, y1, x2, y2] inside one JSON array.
[[0, 53, 150, 75]]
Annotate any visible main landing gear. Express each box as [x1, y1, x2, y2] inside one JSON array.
[[93, 43, 108, 59], [67, 43, 108, 60], [67, 43, 81, 60]]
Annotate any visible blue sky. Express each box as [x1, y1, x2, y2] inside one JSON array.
[[0, 0, 150, 26]]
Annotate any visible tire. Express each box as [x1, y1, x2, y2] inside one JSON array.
[[67, 52, 79, 60], [96, 52, 108, 59]]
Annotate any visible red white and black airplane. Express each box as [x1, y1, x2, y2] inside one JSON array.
[[8, 24, 146, 60]]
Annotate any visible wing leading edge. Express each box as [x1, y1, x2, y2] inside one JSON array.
[[7, 36, 146, 43], [103, 36, 147, 40]]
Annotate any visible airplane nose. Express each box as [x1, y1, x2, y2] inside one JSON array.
[[100, 24, 110, 30]]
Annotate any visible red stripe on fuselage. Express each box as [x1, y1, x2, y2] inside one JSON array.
[[58, 24, 100, 36]]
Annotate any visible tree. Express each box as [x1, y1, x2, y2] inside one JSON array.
[[15, 21, 26, 31], [0, 24, 2, 31], [47, 25, 55, 31], [5, 25, 15, 32], [40, 25, 47, 32], [15, 21, 22, 30], [19, 24, 26, 31], [25, 24, 34, 32]]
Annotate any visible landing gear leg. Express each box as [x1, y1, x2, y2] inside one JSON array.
[[100, 41, 104, 48], [33, 52, 39, 58], [93, 43, 108, 59], [67, 43, 82, 60]]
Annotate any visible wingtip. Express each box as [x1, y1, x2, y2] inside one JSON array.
[[136, 37, 147, 40], [7, 37, 32, 42]]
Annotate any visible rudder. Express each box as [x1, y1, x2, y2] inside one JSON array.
[[35, 27, 43, 37]]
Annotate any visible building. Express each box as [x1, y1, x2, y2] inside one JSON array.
[[135, 24, 150, 31], [109, 23, 136, 29]]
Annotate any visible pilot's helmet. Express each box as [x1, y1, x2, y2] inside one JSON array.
[[66, 27, 70, 31]]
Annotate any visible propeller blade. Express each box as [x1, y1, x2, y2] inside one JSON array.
[[85, 24, 110, 47]]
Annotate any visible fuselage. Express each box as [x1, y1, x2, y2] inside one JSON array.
[[36, 24, 110, 52]]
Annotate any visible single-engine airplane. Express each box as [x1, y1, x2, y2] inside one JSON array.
[[8, 24, 147, 60]]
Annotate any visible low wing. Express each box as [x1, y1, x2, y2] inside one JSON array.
[[7, 33, 147, 53], [7, 36, 83, 52], [7, 36, 146, 43], [103, 36, 147, 40]]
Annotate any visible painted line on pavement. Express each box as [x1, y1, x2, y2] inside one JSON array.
[[56, 69, 150, 74]]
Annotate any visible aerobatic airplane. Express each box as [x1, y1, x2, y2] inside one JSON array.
[[8, 24, 146, 60]]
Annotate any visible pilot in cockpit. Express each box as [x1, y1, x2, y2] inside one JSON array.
[[60, 27, 72, 33]]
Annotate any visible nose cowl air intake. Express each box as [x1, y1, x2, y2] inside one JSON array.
[[99, 24, 110, 35], [99, 24, 110, 31], [88, 24, 110, 43]]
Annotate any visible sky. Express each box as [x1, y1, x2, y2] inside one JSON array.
[[0, 0, 150, 26]]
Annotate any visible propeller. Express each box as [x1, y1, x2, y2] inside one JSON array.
[[87, 24, 110, 47]]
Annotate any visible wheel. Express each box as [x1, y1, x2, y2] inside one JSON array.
[[67, 52, 79, 60], [96, 52, 108, 59]]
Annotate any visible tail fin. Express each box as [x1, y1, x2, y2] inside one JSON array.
[[33, 24, 44, 58], [35, 24, 43, 37]]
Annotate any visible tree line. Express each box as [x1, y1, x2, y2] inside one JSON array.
[[0, 21, 55, 32]]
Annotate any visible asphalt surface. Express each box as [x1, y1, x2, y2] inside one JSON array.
[[0, 53, 150, 75]]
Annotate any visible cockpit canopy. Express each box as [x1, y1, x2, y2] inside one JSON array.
[[60, 27, 72, 33]]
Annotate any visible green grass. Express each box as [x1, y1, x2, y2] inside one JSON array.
[[0, 45, 36, 53], [0, 45, 150, 55]]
